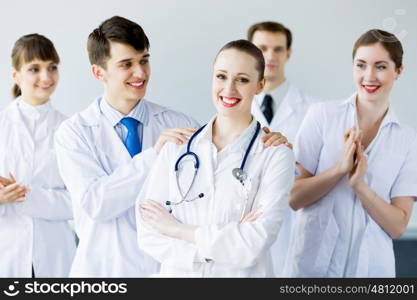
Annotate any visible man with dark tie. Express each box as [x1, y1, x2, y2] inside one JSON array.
[[247, 21, 317, 277]]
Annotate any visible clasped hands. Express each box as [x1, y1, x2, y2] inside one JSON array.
[[337, 127, 368, 189], [0, 172, 28, 205]]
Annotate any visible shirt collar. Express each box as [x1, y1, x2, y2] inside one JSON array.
[[195, 115, 259, 153], [100, 97, 149, 127], [345, 93, 400, 128], [256, 79, 290, 105], [16, 97, 51, 120]]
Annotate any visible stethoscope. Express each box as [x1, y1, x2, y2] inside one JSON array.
[[166, 121, 261, 209]]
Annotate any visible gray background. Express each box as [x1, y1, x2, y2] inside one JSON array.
[[0, 0, 416, 231]]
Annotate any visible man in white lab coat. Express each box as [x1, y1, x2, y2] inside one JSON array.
[[248, 21, 317, 277], [55, 16, 289, 278], [54, 16, 200, 277]]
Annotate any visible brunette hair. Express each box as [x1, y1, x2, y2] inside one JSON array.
[[352, 29, 403, 69], [11, 33, 59, 98], [215, 39, 265, 81], [87, 16, 150, 68], [247, 21, 292, 49]]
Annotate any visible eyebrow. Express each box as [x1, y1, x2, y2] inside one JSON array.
[[117, 54, 150, 64], [216, 69, 250, 76], [355, 59, 389, 64]]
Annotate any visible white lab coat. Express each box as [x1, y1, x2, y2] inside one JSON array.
[[54, 97, 199, 277], [0, 99, 76, 277], [252, 82, 315, 276], [136, 116, 295, 277], [284, 94, 417, 277]]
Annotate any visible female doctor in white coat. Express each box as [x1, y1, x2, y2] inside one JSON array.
[[285, 29, 417, 277], [0, 34, 76, 277], [136, 40, 295, 277]]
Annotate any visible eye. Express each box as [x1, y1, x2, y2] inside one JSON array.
[[376, 65, 386, 70], [48, 65, 58, 72], [236, 77, 249, 83], [216, 74, 226, 80], [28, 67, 39, 72], [121, 62, 132, 69], [140, 59, 149, 65], [356, 63, 365, 69]]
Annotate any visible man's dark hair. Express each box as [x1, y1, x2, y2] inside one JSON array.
[[247, 21, 292, 49], [87, 16, 150, 68]]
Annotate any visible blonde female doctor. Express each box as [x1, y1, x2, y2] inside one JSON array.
[[136, 40, 295, 277], [0, 34, 76, 277], [285, 29, 417, 277]]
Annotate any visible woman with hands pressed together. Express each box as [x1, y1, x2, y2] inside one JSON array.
[[0, 34, 75, 277], [285, 29, 417, 277], [136, 40, 295, 277]]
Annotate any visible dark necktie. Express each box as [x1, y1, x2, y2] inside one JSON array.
[[261, 94, 274, 124], [120, 117, 141, 157]]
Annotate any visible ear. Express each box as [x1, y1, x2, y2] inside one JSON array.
[[255, 78, 266, 94], [91, 64, 105, 81], [12, 68, 19, 84], [395, 66, 404, 80], [286, 47, 292, 61]]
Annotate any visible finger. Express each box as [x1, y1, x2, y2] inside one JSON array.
[[166, 128, 197, 137], [262, 127, 271, 134], [4, 187, 27, 200], [8, 172, 16, 183], [261, 132, 284, 143], [162, 131, 189, 142], [272, 138, 289, 147], [139, 204, 161, 216], [263, 135, 286, 147], [161, 134, 188, 145], [12, 196, 26, 203], [4, 182, 24, 193], [139, 206, 158, 221], [344, 127, 353, 141], [0, 182, 4, 189], [285, 142, 293, 149], [145, 199, 166, 210]]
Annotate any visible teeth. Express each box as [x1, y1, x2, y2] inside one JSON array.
[[365, 86, 378, 90], [221, 97, 239, 104], [129, 82, 144, 87]]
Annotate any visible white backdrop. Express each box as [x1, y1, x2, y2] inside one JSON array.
[[1, 0, 416, 230]]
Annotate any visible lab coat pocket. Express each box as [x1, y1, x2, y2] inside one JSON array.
[[314, 214, 340, 276], [232, 176, 261, 221]]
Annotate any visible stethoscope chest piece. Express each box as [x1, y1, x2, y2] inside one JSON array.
[[232, 168, 247, 183]]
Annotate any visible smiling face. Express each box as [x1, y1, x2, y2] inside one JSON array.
[[93, 41, 150, 104], [251, 30, 291, 82], [353, 42, 402, 103], [12, 59, 59, 105], [212, 49, 264, 119]]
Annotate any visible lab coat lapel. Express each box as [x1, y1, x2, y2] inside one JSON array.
[[251, 95, 269, 127], [270, 84, 299, 129], [7, 101, 35, 158], [81, 99, 132, 166], [96, 117, 132, 166]]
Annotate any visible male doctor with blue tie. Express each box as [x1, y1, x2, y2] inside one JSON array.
[[55, 16, 287, 277], [54, 16, 200, 277]]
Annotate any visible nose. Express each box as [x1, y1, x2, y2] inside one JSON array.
[[224, 79, 237, 94], [364, 66, 377, 81], [264, 49, 274, 61], [133, 64, 148, 78], [40, 69, 52, 83]]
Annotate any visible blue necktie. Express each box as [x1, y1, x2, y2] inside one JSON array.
[[120, 117, 141, 157]]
